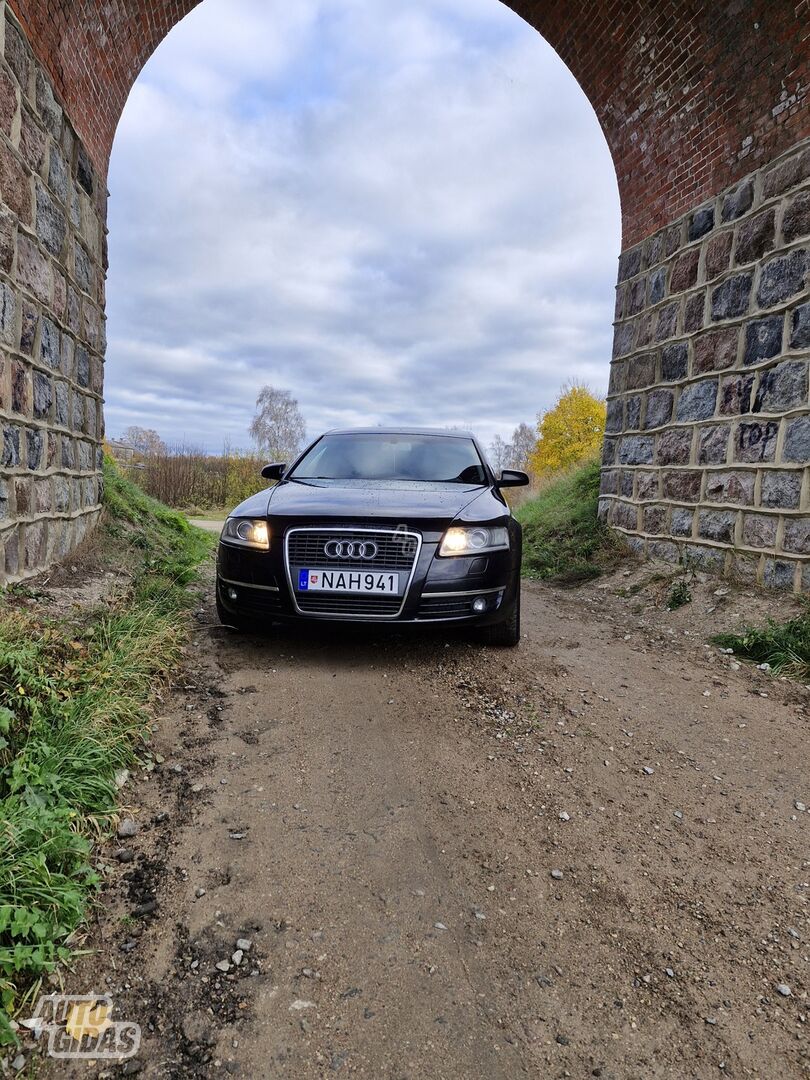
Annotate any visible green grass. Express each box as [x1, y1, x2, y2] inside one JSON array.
[[188, 510, 228, 524], [0, 458, 213, 1043], [515, 458, 623, 583], [713, 608, 810, 680]]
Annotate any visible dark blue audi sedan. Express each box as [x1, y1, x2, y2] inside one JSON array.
[[216, 427, 528, 645]]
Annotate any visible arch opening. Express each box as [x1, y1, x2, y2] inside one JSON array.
[[103, 0, 621, 449]]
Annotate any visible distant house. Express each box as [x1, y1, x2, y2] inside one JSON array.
[[107, 440, 137, 465]]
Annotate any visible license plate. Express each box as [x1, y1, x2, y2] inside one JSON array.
[[297, 568, 400, 594]]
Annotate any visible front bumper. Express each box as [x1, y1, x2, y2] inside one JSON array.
[[216, 524, 520, 627]]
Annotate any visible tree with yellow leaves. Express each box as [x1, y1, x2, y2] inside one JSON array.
[[528, 382, 606, 477]]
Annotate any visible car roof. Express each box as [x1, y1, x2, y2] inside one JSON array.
[[322, 426, 477, 439]]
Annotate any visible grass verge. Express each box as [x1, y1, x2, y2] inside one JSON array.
[[713, 608, 810, 680], [515, 458, 624, 583], [0, 458, 212, 1043]]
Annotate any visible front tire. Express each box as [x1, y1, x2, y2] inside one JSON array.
[[477, 589, 520, 647]]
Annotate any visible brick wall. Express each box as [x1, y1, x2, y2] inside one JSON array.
[[6, 0, 809, 247], [602, 139, 810, 591], [0, 6, 106, 580]]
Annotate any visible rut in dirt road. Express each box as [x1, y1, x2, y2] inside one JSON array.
[[46, 567, 808, 1080]]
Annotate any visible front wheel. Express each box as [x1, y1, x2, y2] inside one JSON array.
[[476, 590, 520, 647]]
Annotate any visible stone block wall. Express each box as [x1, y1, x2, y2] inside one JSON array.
[[0, 6, 105, 581], [601, 138, 810, 592]]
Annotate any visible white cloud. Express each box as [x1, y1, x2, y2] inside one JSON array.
[[105, 0, 621, 453]]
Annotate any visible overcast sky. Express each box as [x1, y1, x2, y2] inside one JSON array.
[[104, 0, 621, 453]]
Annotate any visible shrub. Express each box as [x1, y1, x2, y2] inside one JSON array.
[[131, 444, 267, 510], [667, 579, 692, 610]]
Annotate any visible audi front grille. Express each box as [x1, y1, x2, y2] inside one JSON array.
[[284, 527, 422, 618]]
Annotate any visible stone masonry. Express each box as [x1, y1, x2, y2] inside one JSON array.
[[0, 0, 806, 587], [0, 5, 105, 581], [602, 139, 810, 592]]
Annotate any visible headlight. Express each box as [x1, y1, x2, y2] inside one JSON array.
[[439, 525, 509, 556], [220, 517, 270, 550]]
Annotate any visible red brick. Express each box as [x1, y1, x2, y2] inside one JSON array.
[[6, 0, 809, 247]]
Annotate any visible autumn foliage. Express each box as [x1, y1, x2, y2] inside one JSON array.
[[528, 383, 606, 477]]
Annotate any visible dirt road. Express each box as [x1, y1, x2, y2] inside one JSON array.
[[46, 564, 808, 1079]]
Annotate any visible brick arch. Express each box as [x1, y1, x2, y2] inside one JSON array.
[[0, 0, 808, 588], [6, 1, 809, 246]]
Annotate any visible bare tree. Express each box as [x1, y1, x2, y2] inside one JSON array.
[[488, 434, 510, 473], [121, 426, 166, 456], [249, 386, 306, 462], [508, 422, 535, 471]]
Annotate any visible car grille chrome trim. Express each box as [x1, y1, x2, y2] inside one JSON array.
[[218, 579, 283, 617], [420, 586, 503, 597], [417, 588, 504, 620], [219, 576, 279, 592], [421, 591, 505, 617], [417, 596, 477, 619], [284, 526, 422, 619]]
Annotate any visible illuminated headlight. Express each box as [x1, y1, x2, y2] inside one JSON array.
[[439, 526, 509, 556], [221, 517, 270, 550]]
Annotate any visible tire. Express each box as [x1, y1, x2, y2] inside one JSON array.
[[216, 592, 264, 635], [477, 589, 520, 647]]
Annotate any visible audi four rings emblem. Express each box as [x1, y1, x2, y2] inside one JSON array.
[[324, 540, 378, 560]]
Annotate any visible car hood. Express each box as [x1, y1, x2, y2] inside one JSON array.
[[230, 478, 500, 527]]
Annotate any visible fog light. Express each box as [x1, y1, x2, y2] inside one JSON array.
[[472, 596, 487, 614], [227, 587, 238, 601]]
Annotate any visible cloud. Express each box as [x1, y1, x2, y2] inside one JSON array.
[[104, 0, 621, 453]]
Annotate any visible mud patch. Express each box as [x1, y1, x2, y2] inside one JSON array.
[[138, 922, 264, 1078], [123, 855, 166, 914]]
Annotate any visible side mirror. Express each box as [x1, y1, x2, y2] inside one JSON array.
[[261, 462, 287, 481], [497, 469, 530, 488]]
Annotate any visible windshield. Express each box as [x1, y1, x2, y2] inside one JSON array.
[[289, 433, 488, 485]]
